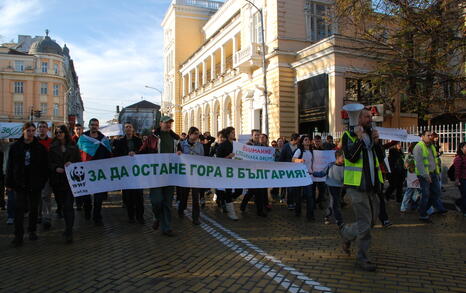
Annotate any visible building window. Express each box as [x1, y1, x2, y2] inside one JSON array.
[[252, 12, 263, 43], [40, 103, 48, 115], [14, 81, 24, 93], [305, 1, 333, 41], [53, 103, 59, 116], [14, 102, 23, 116], [40, 83, 48, 95], [15, 61, 24, 72], [41, 62, 48, 73], [54, 64, 59, 75], [53, 84, 59, 96]]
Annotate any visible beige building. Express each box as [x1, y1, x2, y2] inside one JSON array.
[[0, 32, 84, 126], [161, 0, 415, 139]]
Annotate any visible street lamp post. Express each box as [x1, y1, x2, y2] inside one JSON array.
[[245, 0, 269, 136], [144, 85, 163, 105]]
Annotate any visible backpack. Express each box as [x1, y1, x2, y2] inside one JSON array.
[[447, 164, 456, 182]]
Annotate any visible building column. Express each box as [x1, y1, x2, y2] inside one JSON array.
[[210, 54, 216, 80], [220, 45, 225, 74], [328, 72, 345, 133], [232, 36, 237, 58], [188, 71, 192, 93], [182, 75, 186, 97], [202, 61, 207, 85], [195, 66, 199, 89]]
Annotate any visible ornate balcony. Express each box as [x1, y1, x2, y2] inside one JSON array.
[[233, 43, 263, 73]]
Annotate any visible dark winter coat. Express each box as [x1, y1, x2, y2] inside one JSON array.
[[113, 136, 143, 157], [5, 136, 48, 192], [48, 140, 81, 192]]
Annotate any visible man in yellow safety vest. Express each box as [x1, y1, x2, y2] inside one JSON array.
[[413, 130, 447, 222], [340, 108, 386, 272]]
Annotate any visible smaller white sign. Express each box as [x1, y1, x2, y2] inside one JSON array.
[[312, 150, 336, 182], [233, 141, 275, 162], [100, 124, 123, 137], [0, 123, 23, 139]]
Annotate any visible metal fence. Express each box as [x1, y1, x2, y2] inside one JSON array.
[[314, 123, 465, 154]]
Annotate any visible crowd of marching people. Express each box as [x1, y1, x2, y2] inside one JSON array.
[[1, 110, 465, 271]]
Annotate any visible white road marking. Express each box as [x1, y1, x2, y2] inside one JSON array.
[[185, 209, 332, 292]]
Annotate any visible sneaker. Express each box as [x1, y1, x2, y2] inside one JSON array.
[[342, 241, 351, 256], [356, 260, 376, 272], [152, 220, 160, 230], [29, 232, 38, 241], [10, 237, 23, 248], [43, 221, 52, 230], [65, 234, 73, 244], [382, 220, 393, 228], [324, 217, 331, 225], [178, 209, 184, 218], [162, 230, 175, 237], [6, 218, 14, 225], [287, 204, 295, 210]]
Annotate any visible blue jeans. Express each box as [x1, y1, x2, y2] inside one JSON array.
[[456, 179, 466, 213], [149, 186, 174, 232], [328, 186, 343, 225], [418, 174, 445, 219], [400, 188, 420, 212], [7, 189, 15, 219]]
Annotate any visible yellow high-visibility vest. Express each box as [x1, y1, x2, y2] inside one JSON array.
[[414, 141, 440, 175], [343, 131, 384, 186]]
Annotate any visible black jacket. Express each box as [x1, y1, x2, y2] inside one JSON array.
[[216, 140, 233, 158], [48, 140, 81, 191], [278, 142, 296, 162], [6, 137, 48, 192], [113, 136, 143, 157]]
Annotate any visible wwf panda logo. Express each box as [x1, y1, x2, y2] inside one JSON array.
[[70, 166, 85, 182]]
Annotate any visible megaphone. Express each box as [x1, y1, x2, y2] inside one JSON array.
[[342, 103, 364, 128]]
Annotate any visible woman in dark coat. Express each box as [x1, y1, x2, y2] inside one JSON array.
[[49, 125, 81, 243]]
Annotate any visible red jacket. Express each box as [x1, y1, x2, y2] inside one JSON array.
[[453, 155, 466, 180], [38, 136, 53, 152], [139, 135, 158, 154]]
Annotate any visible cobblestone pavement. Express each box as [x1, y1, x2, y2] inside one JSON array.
[[0, 191, 465, 293]]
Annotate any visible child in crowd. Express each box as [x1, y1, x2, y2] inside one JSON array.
[[325, 150, 345, 226], [400, 142, 421, 213]]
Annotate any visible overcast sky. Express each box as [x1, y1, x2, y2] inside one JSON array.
[[0, 0, 173, 124]]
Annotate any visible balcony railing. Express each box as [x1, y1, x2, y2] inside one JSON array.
[[174, 0, 223, 10], [233, 43, 262, 72]]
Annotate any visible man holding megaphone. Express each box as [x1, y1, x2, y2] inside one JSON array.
[[339, 104, 386, 272]]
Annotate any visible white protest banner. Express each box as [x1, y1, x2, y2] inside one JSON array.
[[233, 141, 275, 161], [312, 150, 336, 182], [405, 134, 421, 143], [65, 153, 311, 197], [0, 122, 23, 139], [100, 124, 123, 137], [374, 127, 408, 141]]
